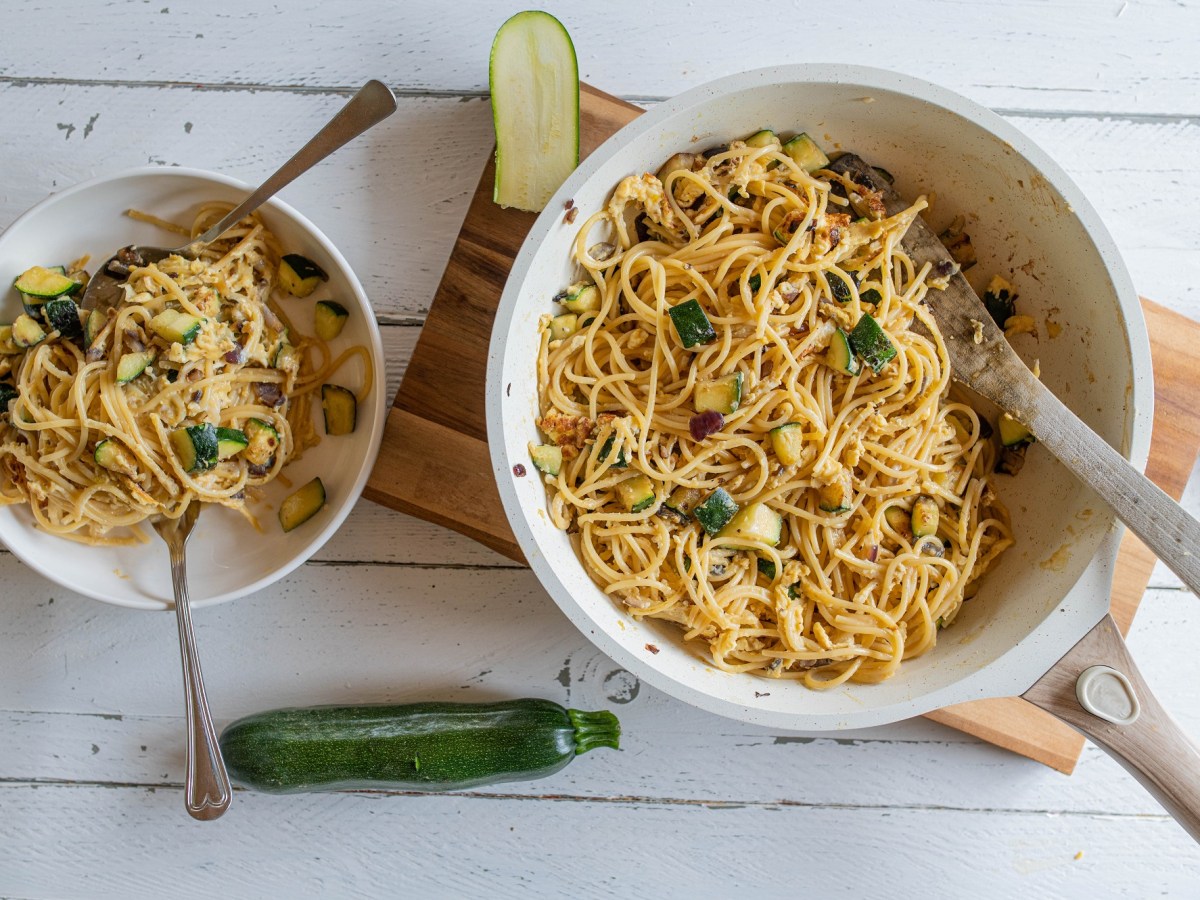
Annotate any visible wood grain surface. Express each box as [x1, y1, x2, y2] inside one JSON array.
[[4, 1, 1200, 896]]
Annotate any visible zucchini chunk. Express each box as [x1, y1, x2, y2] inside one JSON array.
[[825, 328, 861, 376], [694, 372, 743, 414], [818, 473, 853, 513], [548, 313, 578, 341], [321, 384, 357, 436], [556, 281, 600, 314], [661, 485, 704, 523], [693, 488, 739, 535], [826, 271, 854, 303], [616, 474, 656, 513], [769, 423, 805, 466], [116, 350, 155, 384], [998, 412, 1034, 447], [668, 299, 716, 349], [11, 314, 46, 349], [781, 133, 829, 173], [859, 288, 882, 305], [0, 381, 16, 415], [94, 439, 134, 474], [279, 254, 328, 298], [848, 314, 896, 373], [84, 308, 107, 348], [744, 129, 781, 169], [150, 309, 203, 346], [911, 495, 939, 538], [757, 557, 777, 580], [529, 443, 563, 476], [596, 432, 629, 468], [279, 477, 326, 532], [884, 505, 912, 539], [244, 418, 280, 467], [0, 326, 20, 355], [13, 265, 79, 299], [171, 423, 219, 474], [718, 502, 783, 547], [216, 426, 249, 460], [313, 300, 349, 341], [42, 297, 83, 342], [274, 341, 301, 372]]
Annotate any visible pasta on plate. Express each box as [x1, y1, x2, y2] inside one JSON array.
[[530, 130, 1014, 689], [0, 204, 369, 545]]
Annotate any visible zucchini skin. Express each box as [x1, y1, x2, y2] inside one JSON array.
[[220, 699, 620, 794]]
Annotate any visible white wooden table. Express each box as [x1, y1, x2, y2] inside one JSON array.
[[3, 1, 1200, 896]]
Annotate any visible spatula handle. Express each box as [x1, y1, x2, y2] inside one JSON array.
[[1025, 382, 1200, 597], [1023, 614, 1200, 843]]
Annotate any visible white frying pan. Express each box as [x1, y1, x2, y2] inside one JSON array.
[[486, 66, 1200, 838]]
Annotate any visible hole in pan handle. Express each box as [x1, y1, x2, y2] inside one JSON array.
[[1022, 614, 1200, 842]]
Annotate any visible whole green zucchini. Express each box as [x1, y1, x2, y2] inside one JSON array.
[[219, 699, 620, 794]]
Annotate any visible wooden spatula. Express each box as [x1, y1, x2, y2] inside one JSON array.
[[829, 153, 1200, 596]]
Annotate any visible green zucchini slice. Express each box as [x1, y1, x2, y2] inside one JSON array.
[[557, 282, 600, 314], [757, 557, 777, 580], [216, 426, 249, 460], [548, 313, 578, 341], [84, 309, 107, 348], [826, 328, 861, 376], [171, 424, 219, 473], [769, 423, 805, 466], [321, 384, 357, 436], [529, 443, 563, 476], [596, 432, 628, 468], [0, 326, 20, 355], [11, 314, 46, 349], [116, 351, 155, 384], [818, 474, 853, 513], [911, 495, 940, 538], [274, 341, 301, 372], [718, 502, 783, 548], [662, 485, 704, 523], [279, 254, 328, 298], [0, 382, 17, 415], [279, 477, 326, 532], [13, 265, 79, 299], [314, 300, 349, 341], [616, 474, 655, 513], [490, 10, 579, 211], [781, 133, 829, 173], [43, 297, 83, 342], [668, 299, 716, 349], [244, 418, 280, 467], [693, 488, 739, 535], [694, 372, 743, 414], [150, 309, 203, 346], [848, 314, 896, 373], [94, 439, 133, 473], [998, 412, 1034, 447]]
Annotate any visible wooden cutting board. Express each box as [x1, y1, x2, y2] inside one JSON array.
[[364, 84, 1200, 774]]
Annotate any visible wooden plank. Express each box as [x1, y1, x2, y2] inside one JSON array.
[[3, 0, 1199, 116]]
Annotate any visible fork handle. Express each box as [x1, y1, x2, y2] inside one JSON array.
[[190, 80, 397, 248], [1025, 378, 1200, 596], [167, 542, 232, 819]]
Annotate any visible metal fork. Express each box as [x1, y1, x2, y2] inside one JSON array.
[[153, 502, 231, 820]]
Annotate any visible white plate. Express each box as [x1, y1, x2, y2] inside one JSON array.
[[0, 167, 386, 610], [488, 66, 1153, 731]]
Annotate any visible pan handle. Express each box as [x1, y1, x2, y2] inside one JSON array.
[[1022, 614, 1200, 842]]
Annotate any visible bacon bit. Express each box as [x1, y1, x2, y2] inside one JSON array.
[[513, 463, 527, 477], [564, 198, 575, 211], [866, 544, 879, 563], [254, 382, 285, 408], [538, 413, 594, 460], [689, 411, 724, 441], [564, 207, 579, 224], [224, 345, 246, 365], [645, 643, 660, 654]]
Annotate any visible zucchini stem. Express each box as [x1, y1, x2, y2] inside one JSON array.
[[567, 709, 621, 754]]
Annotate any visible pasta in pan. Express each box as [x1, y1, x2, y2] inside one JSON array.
[[530, 130, 1014, 689]]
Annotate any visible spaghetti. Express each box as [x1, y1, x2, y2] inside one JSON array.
[[0, 203, 369, 544], [531, 133, 1013, 688]]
